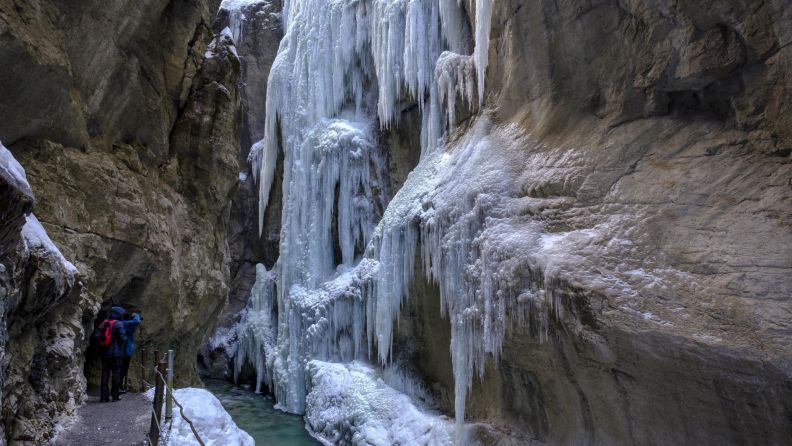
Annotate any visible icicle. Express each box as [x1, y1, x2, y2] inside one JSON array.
[[473, 0, 493, 105]]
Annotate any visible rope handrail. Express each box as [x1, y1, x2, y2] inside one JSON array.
[[138, 351, 206, 446], [153, 367, 207, 446]]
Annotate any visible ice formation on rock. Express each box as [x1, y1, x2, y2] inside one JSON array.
[[234, 0, 501, 438], [305, 361, 453, 446], [234, 264, 278, 393], [249, 0, 488, 224]]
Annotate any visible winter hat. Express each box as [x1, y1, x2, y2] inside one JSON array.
[[110, 306, 127, 319]]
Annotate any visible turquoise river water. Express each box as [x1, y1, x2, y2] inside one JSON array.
[[205, 379, 320, 445]]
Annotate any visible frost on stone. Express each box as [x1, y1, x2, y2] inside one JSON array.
[[147, 387, 254, 446], [220, 0, 277, 45], [435, 52, 477, 137], [305, 360, 454, 446], [207, 325, 236, 358]]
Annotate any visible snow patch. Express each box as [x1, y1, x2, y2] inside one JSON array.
[[204, 27, 238, 60], [146, 387, 254, 446]]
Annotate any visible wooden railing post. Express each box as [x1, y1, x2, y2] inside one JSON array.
[[148, 358, 166, 446]]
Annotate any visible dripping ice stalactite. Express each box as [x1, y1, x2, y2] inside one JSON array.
[[370, 118, 568, 437], [234, 0, 499, 438], [474, 0, 493, 105]]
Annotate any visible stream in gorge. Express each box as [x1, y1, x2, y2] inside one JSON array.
[[205, 379, 319, 445]]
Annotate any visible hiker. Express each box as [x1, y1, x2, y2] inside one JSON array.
[[96, 306, 128, 402], [119, 311, 141, 393]]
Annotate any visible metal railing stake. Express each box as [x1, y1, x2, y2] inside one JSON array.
[[166, 350, 174, 419]]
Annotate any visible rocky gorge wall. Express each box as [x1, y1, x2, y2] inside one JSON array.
[[200, 0, 284, 379], [0, 0, 242, 442], [421, 0, 792, 443]]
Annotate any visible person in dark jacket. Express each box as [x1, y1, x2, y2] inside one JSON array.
[[97, 306, 128, 402], [119, 312, 141, 393]]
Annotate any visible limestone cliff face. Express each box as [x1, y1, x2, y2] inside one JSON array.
[[0, 0, 240, 441], [398, 1, 792, 444]]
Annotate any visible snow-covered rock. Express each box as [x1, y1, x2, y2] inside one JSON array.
[[0, 141, 33, 197], [148, 387, 254, 446], [305, 360, 453, 446], [22, 214, 79, 276]]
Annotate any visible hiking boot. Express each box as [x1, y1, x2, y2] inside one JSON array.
[[112, 397, 121, 402]]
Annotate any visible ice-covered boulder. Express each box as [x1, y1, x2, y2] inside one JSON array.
[[305, 360, 453, 446]]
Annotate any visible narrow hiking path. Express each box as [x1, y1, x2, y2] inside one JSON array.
[[56, 392, 150, 446]]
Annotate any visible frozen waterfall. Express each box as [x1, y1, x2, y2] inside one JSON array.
[[234, 0, 506, 441]]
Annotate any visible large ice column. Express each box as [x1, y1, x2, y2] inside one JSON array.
[[251, 0, 371, 232], [234, 264, 278, 393], [277, 118, 384, 294], [250, 0, 478, 224]]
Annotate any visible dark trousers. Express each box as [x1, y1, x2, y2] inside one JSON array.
[[101, 356, 124, 401], [120, 355, 131, 390]]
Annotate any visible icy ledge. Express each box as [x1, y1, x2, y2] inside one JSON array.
[[22, 214, 79, 276], [146, 387, 253, 446], [305, 360, 455, 446]]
